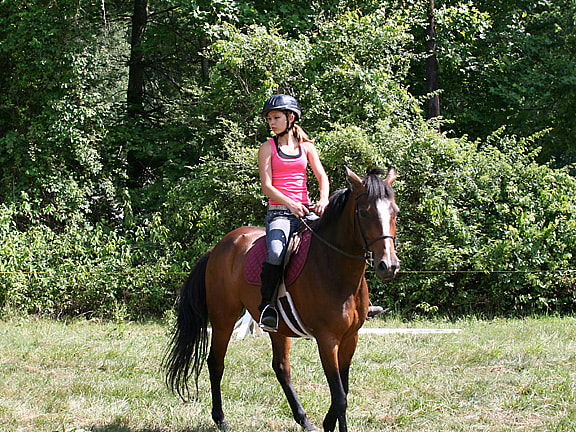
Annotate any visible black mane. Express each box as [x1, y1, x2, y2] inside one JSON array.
[[302, 169, 394, 233], [365, 168, 395, 203]]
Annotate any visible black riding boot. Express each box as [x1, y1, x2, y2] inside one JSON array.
[[258, 262, 283, 332]]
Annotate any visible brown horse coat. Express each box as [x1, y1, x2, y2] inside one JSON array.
[[165, 167, 399, 432]]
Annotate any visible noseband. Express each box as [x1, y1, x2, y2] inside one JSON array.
[[354, 192, 397, 267], [300, 191, 397, 267]]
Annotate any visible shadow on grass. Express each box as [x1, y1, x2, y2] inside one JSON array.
[[88, 423, 220, 432]]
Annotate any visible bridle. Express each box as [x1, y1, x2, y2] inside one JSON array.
[[354, 191, 397, 266], [300, 191, 397, 267]]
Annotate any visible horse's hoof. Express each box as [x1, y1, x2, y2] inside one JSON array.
[[300, 420, 316, 431], [216, 420, 230, 431]]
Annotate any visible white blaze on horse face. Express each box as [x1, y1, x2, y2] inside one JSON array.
[[376, 198, 394, 239], [375, 197, 398, 265]]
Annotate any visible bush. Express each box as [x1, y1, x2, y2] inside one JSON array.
[[366, 124, 576, 316], [0, 203, 178, 319]]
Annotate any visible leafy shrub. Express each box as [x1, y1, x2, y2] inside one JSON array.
[[0, 203, 178, 319], [367, 124, 576, 315]]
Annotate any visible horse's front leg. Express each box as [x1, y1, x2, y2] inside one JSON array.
[[270, 333, 315, 431], [317, 337, 348, 432], [338, 331, 359, 396]]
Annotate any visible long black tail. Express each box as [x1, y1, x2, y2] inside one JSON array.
[[164, 251, 211, 401]]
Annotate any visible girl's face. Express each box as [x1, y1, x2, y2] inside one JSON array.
[[266, 110, 293, 135]]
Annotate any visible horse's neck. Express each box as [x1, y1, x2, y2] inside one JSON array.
[[331, 201, 361, 247], [318, 206, 366, 273]]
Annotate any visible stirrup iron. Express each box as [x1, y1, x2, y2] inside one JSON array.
[[259, 304, 279, 332]]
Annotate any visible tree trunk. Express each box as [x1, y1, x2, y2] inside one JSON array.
[[425, 0, 441, 124], [127, 0, 148, 117], [199, 34, 210, 83]]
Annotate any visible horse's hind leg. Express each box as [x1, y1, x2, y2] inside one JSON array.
[[206, 302, 242, 431], [270, 334, 316, 431], [207, 326, 234, 431]]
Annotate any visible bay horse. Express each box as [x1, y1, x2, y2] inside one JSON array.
[[165, 167, 399, 432]]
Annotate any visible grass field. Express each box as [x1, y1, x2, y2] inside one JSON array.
[[1, 314, 575, 431]]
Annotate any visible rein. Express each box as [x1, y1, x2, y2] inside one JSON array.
[[300, 217, 369, 263], [300, 192, 397, 267]]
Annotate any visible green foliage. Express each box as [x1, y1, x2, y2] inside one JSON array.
[[159, 120, 265, 262], [315, 124, 391, 190], [1, 0, 575, 318], [303, 8, 418, 130], [0, 204, 179, 318], [0, 0, 131, 227], [368, 123, 576, 315], [207, 23, 310, 124], [206, 6, 419, 137], [428, 0, 576, 167]]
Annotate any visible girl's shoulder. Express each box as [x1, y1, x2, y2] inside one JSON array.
[[301, 140, 317, 153], [259, 138, 274, 151]]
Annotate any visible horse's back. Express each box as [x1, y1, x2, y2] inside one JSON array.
[[205, 226, 265, 323], [211, 225, 265, 260]]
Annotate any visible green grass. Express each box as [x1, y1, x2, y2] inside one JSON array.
[[1, 315, 576, 431]]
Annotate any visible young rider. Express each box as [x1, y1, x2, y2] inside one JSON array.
[[258, 94, 330, 332]]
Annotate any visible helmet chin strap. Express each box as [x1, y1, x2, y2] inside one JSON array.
[[276, 111, 296, 137]]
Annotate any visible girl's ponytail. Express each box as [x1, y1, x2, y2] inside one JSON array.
[[293, 124, 312, 144]]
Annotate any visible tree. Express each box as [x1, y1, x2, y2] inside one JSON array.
[[127, 0, 148, 117], [429, 0, 576, 167], [425, 0, 441, 122], [0, 0, 127, 226]]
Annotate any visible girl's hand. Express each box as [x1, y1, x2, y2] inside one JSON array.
[[289, 202, 310, 219], [313, 199, 329, 216]]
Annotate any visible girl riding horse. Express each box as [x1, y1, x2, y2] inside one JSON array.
[[258, 94, 329, 331], [165, 165, 400, 432]]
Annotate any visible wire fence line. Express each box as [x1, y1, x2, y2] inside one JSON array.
[[399, 269, 576, 274], [1, 269, 575, 276], [0, 271, 188, 276]]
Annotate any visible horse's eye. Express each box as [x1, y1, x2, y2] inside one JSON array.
[[359, 209, 369, 218]]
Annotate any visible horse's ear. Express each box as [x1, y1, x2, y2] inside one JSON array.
[[384, 167, 397, 185], [345, 166, 363, 188]]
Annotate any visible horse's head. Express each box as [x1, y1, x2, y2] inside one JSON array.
[[347, 166, 400, 280]]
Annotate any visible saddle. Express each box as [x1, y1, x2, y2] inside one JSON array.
[[244, 229, 313, 338], [245, 229, 312, 286]]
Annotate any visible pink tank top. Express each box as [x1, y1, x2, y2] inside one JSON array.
[[269, 138, 310, 206]]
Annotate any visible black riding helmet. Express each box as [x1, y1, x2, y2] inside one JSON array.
[[261, 94, 301, 120], [261, 94, 301, 137]]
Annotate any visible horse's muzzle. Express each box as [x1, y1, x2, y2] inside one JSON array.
[[375, 259, 400, 280]]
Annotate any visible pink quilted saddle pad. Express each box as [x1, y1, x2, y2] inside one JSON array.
[[245, 230, 312, 286]]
